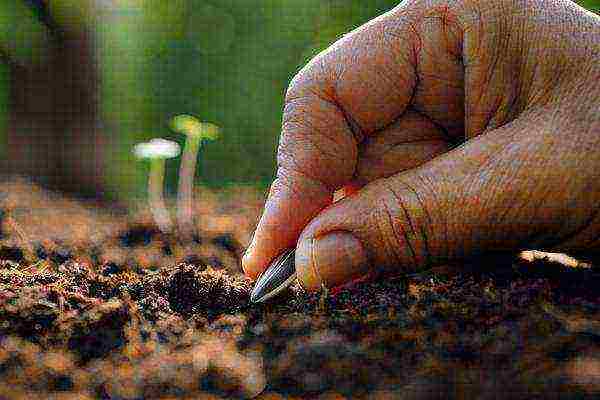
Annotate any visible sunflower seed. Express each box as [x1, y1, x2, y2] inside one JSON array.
[[250, 248, 296, 303]]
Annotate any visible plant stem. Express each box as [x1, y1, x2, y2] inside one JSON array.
[[177, 137, 200, 237], [149, 159, 172, 233]]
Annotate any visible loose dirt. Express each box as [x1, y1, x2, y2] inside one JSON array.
[[1, 177, 599, 399]]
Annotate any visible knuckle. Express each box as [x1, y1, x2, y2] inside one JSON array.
[[372, 178, 435, 271], [285, 54, 333, 105], [284, 72, 307, 104]]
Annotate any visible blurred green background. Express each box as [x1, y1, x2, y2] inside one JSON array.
[[0, 0, 598, 204]]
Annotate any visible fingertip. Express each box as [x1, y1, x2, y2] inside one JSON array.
[[244, 174, 333, 281], [241, 242, 271, 280], [241, 245, 258, 280]]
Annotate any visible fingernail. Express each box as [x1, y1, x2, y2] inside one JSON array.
[[296, 231, 369, 291], [242, 240, 257, 277]]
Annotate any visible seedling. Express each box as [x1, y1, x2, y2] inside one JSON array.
[[169, 114, 220, 238], [133, 138, 181, 233]]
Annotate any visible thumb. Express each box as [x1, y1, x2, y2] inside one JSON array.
[[295, 176, 435, 291], [295, 109, 600, 291]]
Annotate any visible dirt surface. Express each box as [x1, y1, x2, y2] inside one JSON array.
[[1, 177, 599, 399]]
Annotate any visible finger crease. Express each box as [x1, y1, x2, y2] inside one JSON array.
[[387, 184, 419, 269]]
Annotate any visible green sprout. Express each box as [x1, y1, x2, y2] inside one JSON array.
[[133, 138, 181, 233], [170, 114, 220, 237]]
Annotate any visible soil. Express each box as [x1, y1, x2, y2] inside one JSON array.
[[1, 177, 599, 399]]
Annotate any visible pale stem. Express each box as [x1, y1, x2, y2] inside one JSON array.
[[148, 159, 173, 233], [177, 137, 200, 236]]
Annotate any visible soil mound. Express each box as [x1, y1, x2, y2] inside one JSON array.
[[1, 178, 599, 399]]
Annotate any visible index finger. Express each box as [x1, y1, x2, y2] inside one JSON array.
[[242, 4, 419, 278]]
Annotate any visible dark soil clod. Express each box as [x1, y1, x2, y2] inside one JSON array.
[[181, 253, 208, 268], [212, 233, 240, 254], [0, 209, 5, 239], [100, 262, 122, 276], [34, 243, 48, 259], [161, 243, 173, 256], [67, 300, 133, 363], [50, 247, 73, 264], [0, 246, 24, 263], [165, 264, 251, 319], [118, 225, 160, 247]]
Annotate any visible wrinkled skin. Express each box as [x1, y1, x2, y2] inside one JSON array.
[[242, 0, 600, 291]]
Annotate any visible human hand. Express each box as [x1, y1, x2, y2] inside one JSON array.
[[242, 0, 600, 291]]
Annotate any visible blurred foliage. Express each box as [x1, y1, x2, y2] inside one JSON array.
[[0, 1, 51, 63], [0, 62, 6, 160], [0, 0, 598, 202], [92, 0, 401, 200], [580, 0, 600, 12]]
